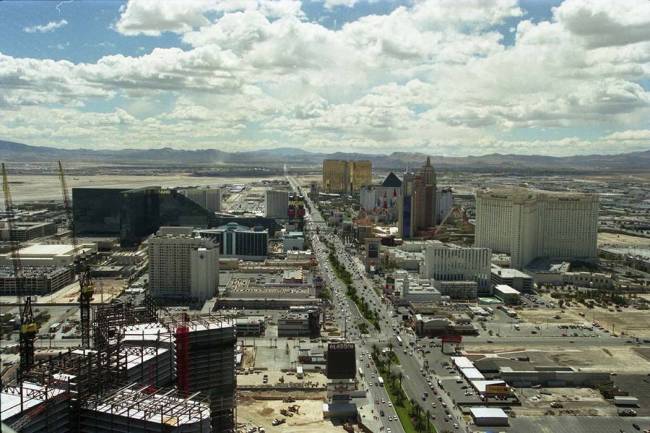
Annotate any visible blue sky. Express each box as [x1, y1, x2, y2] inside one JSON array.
[[0, 0, 649, 156]]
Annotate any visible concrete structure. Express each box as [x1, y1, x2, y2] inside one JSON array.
[[0, 243, 96, 267], [148, 227, 219, 302], [0, 221, 57, 242], [490, 265, 534, 293], [422, 241, 491, 293], [398, 157, 437, 238], [197, 223, 268, 261], [322, 159, 372, 194], [278, 312, 315, 337], [179, 186, 221, 212], [0, 266, 74, 296], [475, 188, 599, 269], [494, 284, 520, 304], [265, 189, 289, 218], [235, 316, 265, 336]]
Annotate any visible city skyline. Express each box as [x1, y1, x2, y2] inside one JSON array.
[[1, 0, 649, 156]]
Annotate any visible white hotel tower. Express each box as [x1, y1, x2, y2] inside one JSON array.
[[475, 188, 598, 269]]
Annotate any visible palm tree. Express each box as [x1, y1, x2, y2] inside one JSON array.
[[425, 410, 431, 431], [398, 371, 403, 388]]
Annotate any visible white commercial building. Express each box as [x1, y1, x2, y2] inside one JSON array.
[[422, 241, 491, 292], [475, 188, 598, 269], [149, 227, 219, 302], [265, 189, 289, 218], [179, 187, 221, 212]]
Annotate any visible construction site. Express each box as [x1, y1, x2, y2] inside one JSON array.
[[0, 162, 237, 433], [1, 298, 238, 433]]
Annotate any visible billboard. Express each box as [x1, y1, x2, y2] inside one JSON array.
[[326, 342, 356, 379], [485, 384, 510, 396]]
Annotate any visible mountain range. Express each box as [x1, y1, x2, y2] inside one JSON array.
[[2, 139, 649, 172]]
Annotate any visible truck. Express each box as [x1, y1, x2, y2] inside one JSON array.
[[396, 336, 403, 346], [378, 376, 384, 386]]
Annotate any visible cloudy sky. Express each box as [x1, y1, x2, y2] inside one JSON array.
[[1, 0, 649, 156]]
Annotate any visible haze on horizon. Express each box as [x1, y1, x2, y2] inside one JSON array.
[[1, 0, 649, 157]]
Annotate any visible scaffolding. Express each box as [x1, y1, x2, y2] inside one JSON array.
[[1, 379, 71, 433], [81, 385, 211, 433]]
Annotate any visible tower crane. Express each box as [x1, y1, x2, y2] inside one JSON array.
[[57, 160, 94, 348], [2, 163, 38, 375]]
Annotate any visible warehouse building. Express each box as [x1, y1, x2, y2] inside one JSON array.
[[470, 407, 509, 426]]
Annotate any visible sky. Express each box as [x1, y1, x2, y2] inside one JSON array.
[[0, 0, 649, 156]]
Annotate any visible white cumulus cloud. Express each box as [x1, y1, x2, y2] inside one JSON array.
[[23, 19, 68, 33]]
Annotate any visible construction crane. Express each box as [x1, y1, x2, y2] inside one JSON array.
[[2, 163, 38, 375], [57, 160, 94, 348]]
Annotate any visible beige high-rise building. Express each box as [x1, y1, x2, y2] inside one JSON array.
[[322, 159, 372, 193], [149, 227, 219, 302], [475, 188, 599, 269]]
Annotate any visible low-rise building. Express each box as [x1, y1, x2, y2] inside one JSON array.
[[436, 280, 478, 299], [0, 221, 57, 242], [283, 231, 305, 252], [563, 272, 615, 289], [490, 265, 534, 293], [196, 223, 268, 261], [0, 266, 74, 296], [494, 284, 520, 304], [278, 310, 320, 337], [235, 316, 265, 337]]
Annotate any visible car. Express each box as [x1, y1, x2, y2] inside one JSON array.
[[453, 423, 459, 429], [632, 423, 640, 431]]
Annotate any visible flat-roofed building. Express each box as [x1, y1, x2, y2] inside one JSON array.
[[490, 265, 534, 293], [494, 284, 520, 304], [149, 227, 219, 302], [423, 241, 491, 293], [196, 223, 268, 261], [476, 187, 598, 269]]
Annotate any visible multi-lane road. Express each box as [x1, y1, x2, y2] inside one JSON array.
[[290, 176, 470, 433]]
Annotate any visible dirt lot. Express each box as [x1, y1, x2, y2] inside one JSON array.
[[28, 279, 124, 304], [237, 397, 347, 433], [465, 344, 650, 374], [237, 369, 328, 387], [515, 387, 615, 417], [520, 302, 650, 338], [598, 232, 650, 248]]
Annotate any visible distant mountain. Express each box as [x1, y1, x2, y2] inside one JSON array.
[[1, 139, 649, 172]]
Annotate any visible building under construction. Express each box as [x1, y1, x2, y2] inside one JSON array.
[[2, 304, 237, 433]]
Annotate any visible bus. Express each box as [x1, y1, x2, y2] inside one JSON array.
[[358, 367, 363, 378], [396, 336, 403, 346]]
